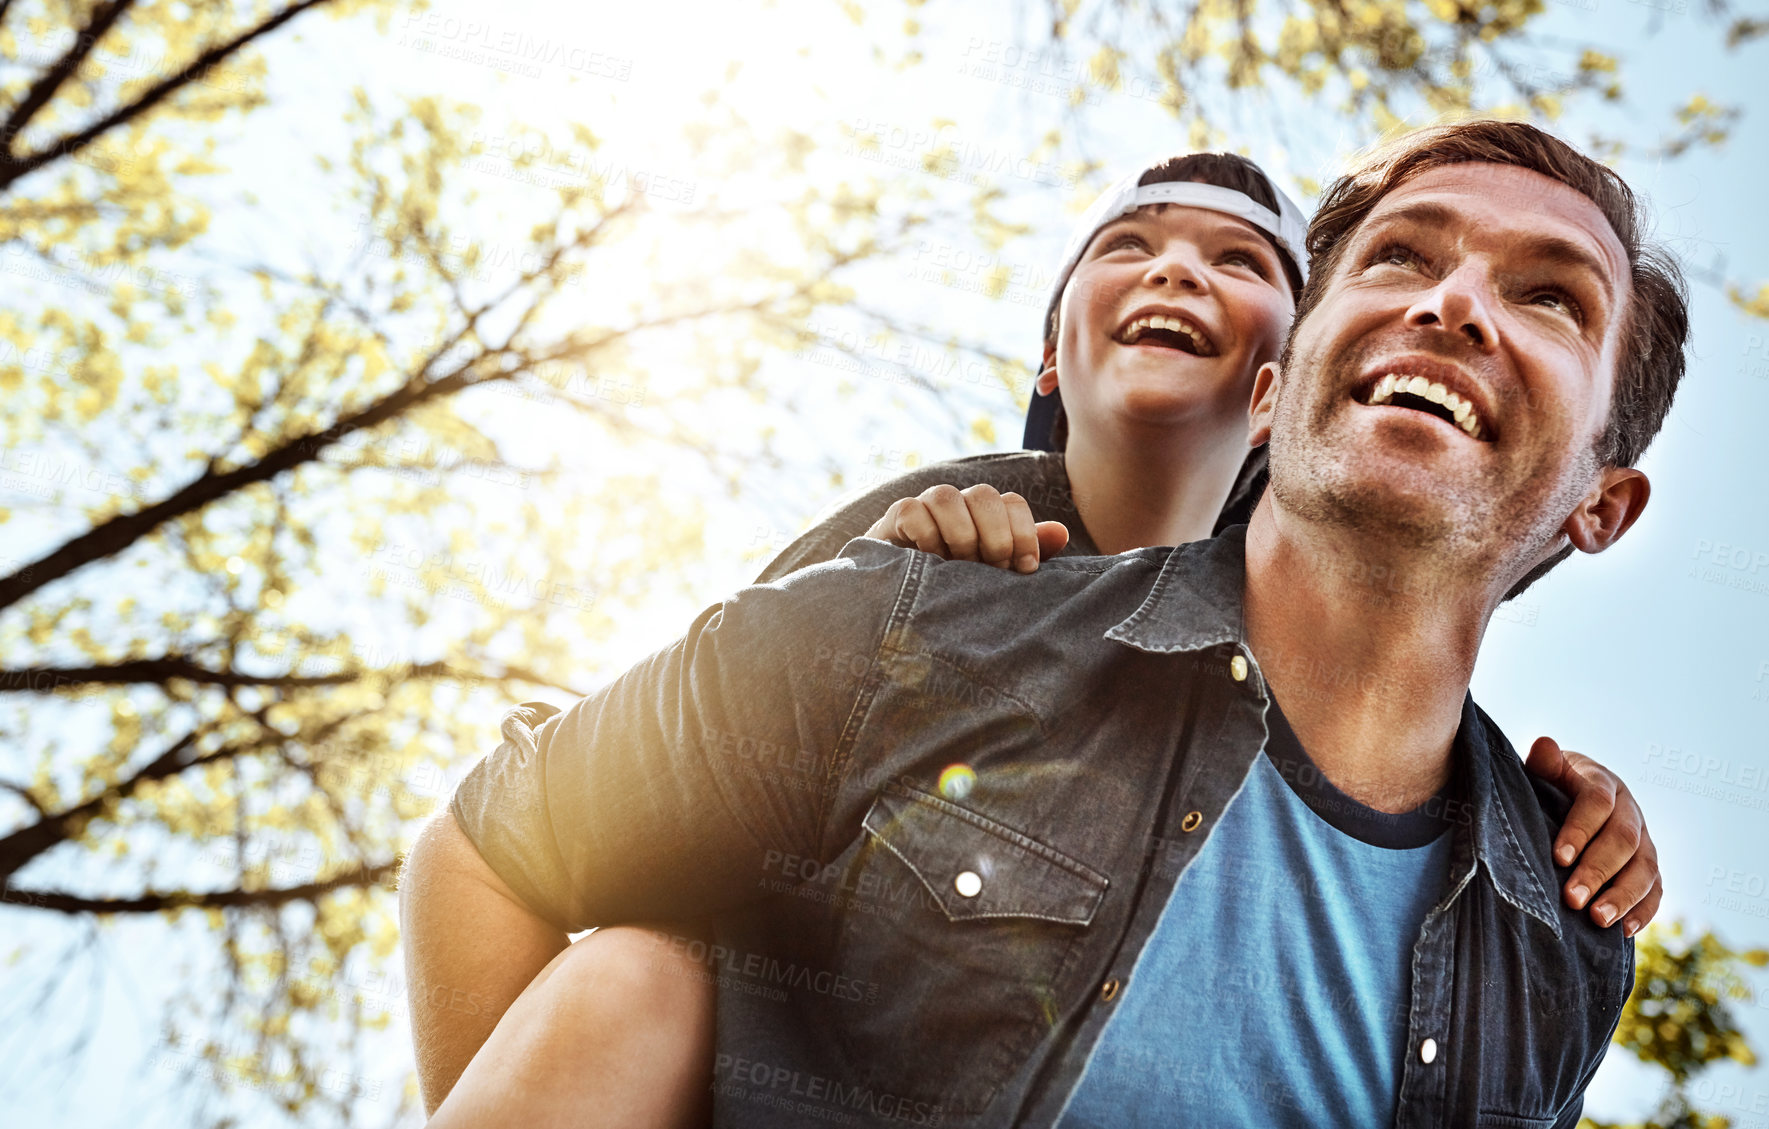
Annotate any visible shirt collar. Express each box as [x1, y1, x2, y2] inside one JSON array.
[[1105, 524, 1564, 937], [1450, 695, 1566, 938], [1103, 524, 1251, 656]]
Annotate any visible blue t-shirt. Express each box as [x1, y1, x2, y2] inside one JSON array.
[[1054, 698, 1456, 1128]]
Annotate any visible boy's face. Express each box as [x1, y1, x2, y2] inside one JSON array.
[[1048, 201, 1296, 446]]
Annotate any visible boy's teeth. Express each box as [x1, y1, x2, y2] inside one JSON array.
[[1124, 314, 1208, 351], [1425, 381, 1447, 404]]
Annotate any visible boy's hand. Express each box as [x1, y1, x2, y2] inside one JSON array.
[[1525, 736, 1662, 937], [865, 483, 1069, 573]]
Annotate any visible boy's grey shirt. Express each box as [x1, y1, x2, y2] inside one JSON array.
[[451, 524, 1631, 1129], [755, 447, 1269, 584]]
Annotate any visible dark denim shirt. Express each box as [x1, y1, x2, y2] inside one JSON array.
[[451, 525, 1631, 1129]]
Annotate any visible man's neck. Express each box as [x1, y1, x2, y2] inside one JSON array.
[[1063, 419, 1249, 555], [1242, 501, 1493, 814]]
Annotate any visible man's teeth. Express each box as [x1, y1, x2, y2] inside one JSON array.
[[1365, 373, 1486, 440], [1121, 314, 1210, 354]]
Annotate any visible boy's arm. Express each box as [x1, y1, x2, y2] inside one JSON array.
[[1525, 737, 1662, 934], [400, 808, 568, 1114]]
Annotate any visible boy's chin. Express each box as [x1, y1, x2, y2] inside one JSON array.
[[1106, 378, 1245, 427]]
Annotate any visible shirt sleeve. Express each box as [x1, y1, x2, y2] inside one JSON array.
[[449, 544, 913, 932]]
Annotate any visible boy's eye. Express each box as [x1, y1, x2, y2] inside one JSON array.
[[1103, 232, 1149, 254], [1221, 249, 1270, 277]]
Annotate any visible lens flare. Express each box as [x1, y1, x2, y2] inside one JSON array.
[[938, 763, 976, 801]]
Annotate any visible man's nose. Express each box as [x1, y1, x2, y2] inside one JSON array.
[[1405, 260, 1499, 350]]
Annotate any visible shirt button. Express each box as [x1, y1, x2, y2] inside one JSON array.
[[1229, 654, 1249, 681], [1420, 1038, 1438, 1064], [1100, 978, 1121, 1002], [954, 870, 983, 898], [1180, 810, 1203, 833]]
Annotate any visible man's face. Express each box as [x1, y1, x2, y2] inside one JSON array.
[[1262, 162, 1632, 573], [1053, 201, 1295, 441]]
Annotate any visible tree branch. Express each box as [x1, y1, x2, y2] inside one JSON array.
[[0, 356, 505, 615], [0, 710, 358, 885], [0, 0, 336, 192], [0, 0, 135, 158], [0, 657, 360, 692], [0, 727, 202, 886], [3, 861, 398, 915]]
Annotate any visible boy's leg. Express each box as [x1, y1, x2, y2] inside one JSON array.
[[429, 922, 716, 1129]]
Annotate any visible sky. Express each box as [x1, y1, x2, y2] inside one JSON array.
[[4, 0, 1768, 1123]]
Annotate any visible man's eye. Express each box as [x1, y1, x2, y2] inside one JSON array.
[[1372, 243, 1423, 270], [1528, 289, 1584, 323]]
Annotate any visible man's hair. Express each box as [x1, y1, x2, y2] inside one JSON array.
[[1279, 120, 1690, 597], [1045, 153, 1304, 450]]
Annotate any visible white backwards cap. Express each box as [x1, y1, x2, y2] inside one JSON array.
[[1049, 164, 1311, 305]]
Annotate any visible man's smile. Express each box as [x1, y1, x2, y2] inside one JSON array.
[[1350, 357, 1496, 443]]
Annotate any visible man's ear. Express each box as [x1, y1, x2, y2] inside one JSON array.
[[1247, 361, 1281, 448], [1562, 466, 1651, 554], [1036, 339, 1059, 396]]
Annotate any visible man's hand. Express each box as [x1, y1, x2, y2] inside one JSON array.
[[864, 483, 1069, 573], [1525, 736, 1662, 937], [401, 809, 569, 1114]]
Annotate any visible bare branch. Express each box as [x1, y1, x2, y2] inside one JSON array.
[[0, 709, 357, 884], [0, 657, 360, 692], [0, 779, 45, 815], [0, 0, 337, 192], [0, 354, 503, 615], [3, 861, 398, 915], [0, 727, 202, 885], [0, 0, 136, 157]]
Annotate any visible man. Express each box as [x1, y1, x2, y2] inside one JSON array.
[[402, 120, 1687, 1127]]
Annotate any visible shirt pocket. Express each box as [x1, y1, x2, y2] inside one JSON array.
[[830, 784, 1109, 1118], [1475, 1113, 1559, 1128]]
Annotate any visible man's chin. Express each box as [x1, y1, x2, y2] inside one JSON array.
[[1269, 451, 1482, 553]]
